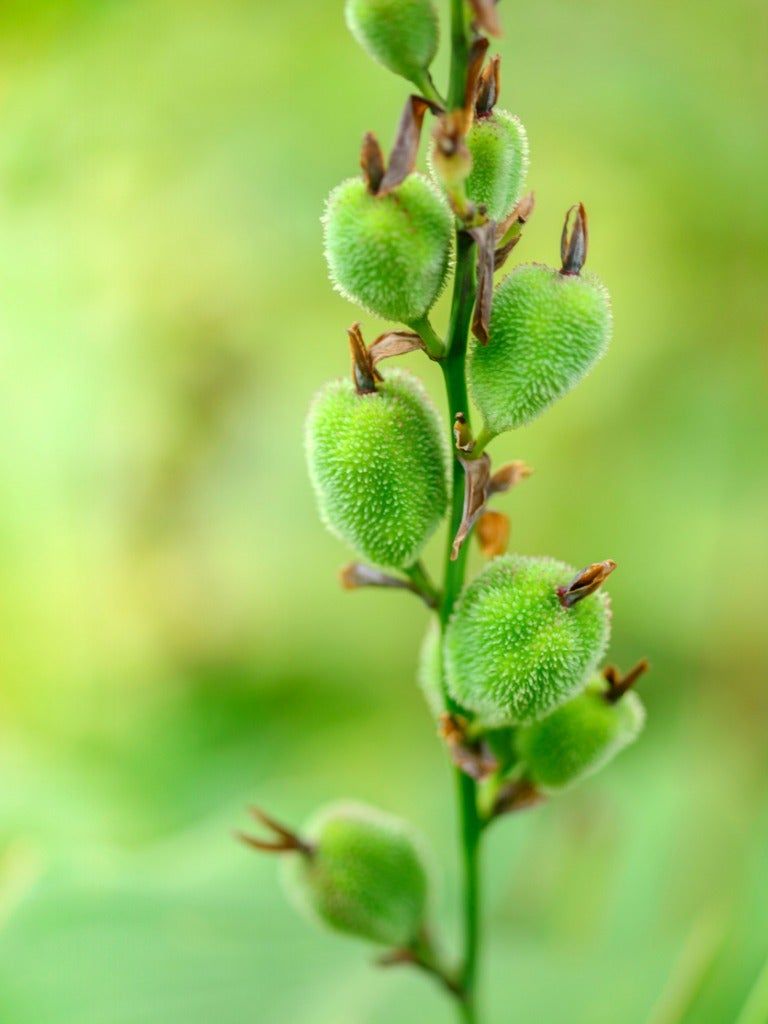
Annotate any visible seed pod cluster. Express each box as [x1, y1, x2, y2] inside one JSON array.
[[515, 678, 645, 790], [444, 555, 611, 725], [464, 109, 528, 222], [323, 174, 452, 324], [306, 368, 450, 569], [287, 801, 431, 946]]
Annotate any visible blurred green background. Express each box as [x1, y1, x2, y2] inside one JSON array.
[[0, 1, 765, 1021]]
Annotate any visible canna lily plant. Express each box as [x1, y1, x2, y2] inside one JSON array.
[[241, 1, 648, 1020]]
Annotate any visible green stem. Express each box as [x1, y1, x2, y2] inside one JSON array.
[[448, 0, 471, 109], [404, 560, 441, 609], [410, 315, 447, 359], [439, 227, 482, 1022]]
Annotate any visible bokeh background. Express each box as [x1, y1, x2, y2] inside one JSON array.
[[0, 1, 766, 1021]]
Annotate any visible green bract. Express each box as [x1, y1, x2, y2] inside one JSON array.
[[444, 555, 611, 725], [323, 175, 452, 324], [516, 678, 645, 791], [469, 264, 612, 433], [345, 0, 439, 89], [465, 110, 528, 222], [305, 368, 450, 569], [287, 801, 430, 947]]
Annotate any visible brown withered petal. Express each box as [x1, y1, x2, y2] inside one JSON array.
[[340, 562, 437, 608], [347, 323, 381, 394], [453, 411, 475, 453], [492, 778, 545, 817], [475, 54, 500, 116], [463, 37, 491, 127], [360, 132, 386, 195], [560, 202, 589, 275], [237, 806, 313, 856], [368, 330, 425, 365], [476, 509, 510, 558], [488, 460, 532, 494], [556, 559, 617, 608], [468, 0, 502, 37], [439, 713, 499, 781], [493, 232, 522, 271], [451, 452, 492, 560], [378, 95, 439, 195], [468, 220, 496, 344], [494, 192, 536, 270], [604, 659, 649, 703]]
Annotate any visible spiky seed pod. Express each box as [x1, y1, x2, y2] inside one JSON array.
[[469, 217, 612, 432], [464, 110, 529, 222], [515, 678, 645, 791], [306, 368, 450, 569], [345, 0, 439, 90], [323, 175, 452, 324], [286, 801, 430, 947], [444, 555, 611, 725]]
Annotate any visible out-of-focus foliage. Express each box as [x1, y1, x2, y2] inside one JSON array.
[[0, 1, 765, 1021]]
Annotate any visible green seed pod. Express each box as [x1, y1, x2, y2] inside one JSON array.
[[469, 206, 612, 433], [287, 801, 430, 947], [444, 555, 612, 725], [305, 368, 450, 569], [464, 110, 529, 222], [323, 174, 452, 324], [345, 0, 439, 91], [516, 678, 645, 791]]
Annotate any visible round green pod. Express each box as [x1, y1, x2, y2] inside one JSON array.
[[444, 555, 611, 725], [515, 678, 645, 791], [305, 368, 450, 569], [286, 801, 430, 947], [465, 110, 528, 222], [323, 175, 452, 324], [345, 0, 439, 89], [469, 264, 612, 433]]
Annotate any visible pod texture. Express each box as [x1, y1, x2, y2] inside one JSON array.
[[287, 801, 430, 947], [516, 679, 645, 790], [323, 175, 452, 324], [345, 0, 439, 86], [305, 369, 450, 569], [469, 264, 612, 433], [444, 555, 611, 724], [465, 110, 528, 222]]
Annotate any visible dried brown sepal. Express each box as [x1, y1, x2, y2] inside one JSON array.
[[378, 95, 438, 195], [453, 411, 475, 453], [560, 202, 589, 275], [340, 562, 438, 609], [236, 806, 314, 856], [439, 713, 499, 781], [348, 323, 381, 394], [476, 509, 510, 558], [368, 330, 425, 365], [487, 460, 532, 495], [468, 0, 502, 37], [603, 659, 649, 703], [556, 559, 617, 608], [494, 192, 535, 270], [360, 132, 386, 195], [475, 54, 500, 117], [468, 219, 496, 344], [463, 37, 491, 128], [491, 778, 545, 818], [450, 452, 492, 560]]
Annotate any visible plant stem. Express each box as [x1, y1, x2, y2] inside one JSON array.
[[439, 229, 482, 1021]]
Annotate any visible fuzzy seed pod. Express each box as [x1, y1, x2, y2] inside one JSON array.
[[444, 555, 611, 725], [323, 175, 452, 324], [306, 368, 450, 569], [345, 0, 439, 90], [465, 110, 529, 222], [287, 801, 430, 947], [516, 678, 645, 791], [469, 263, 612, 433]]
